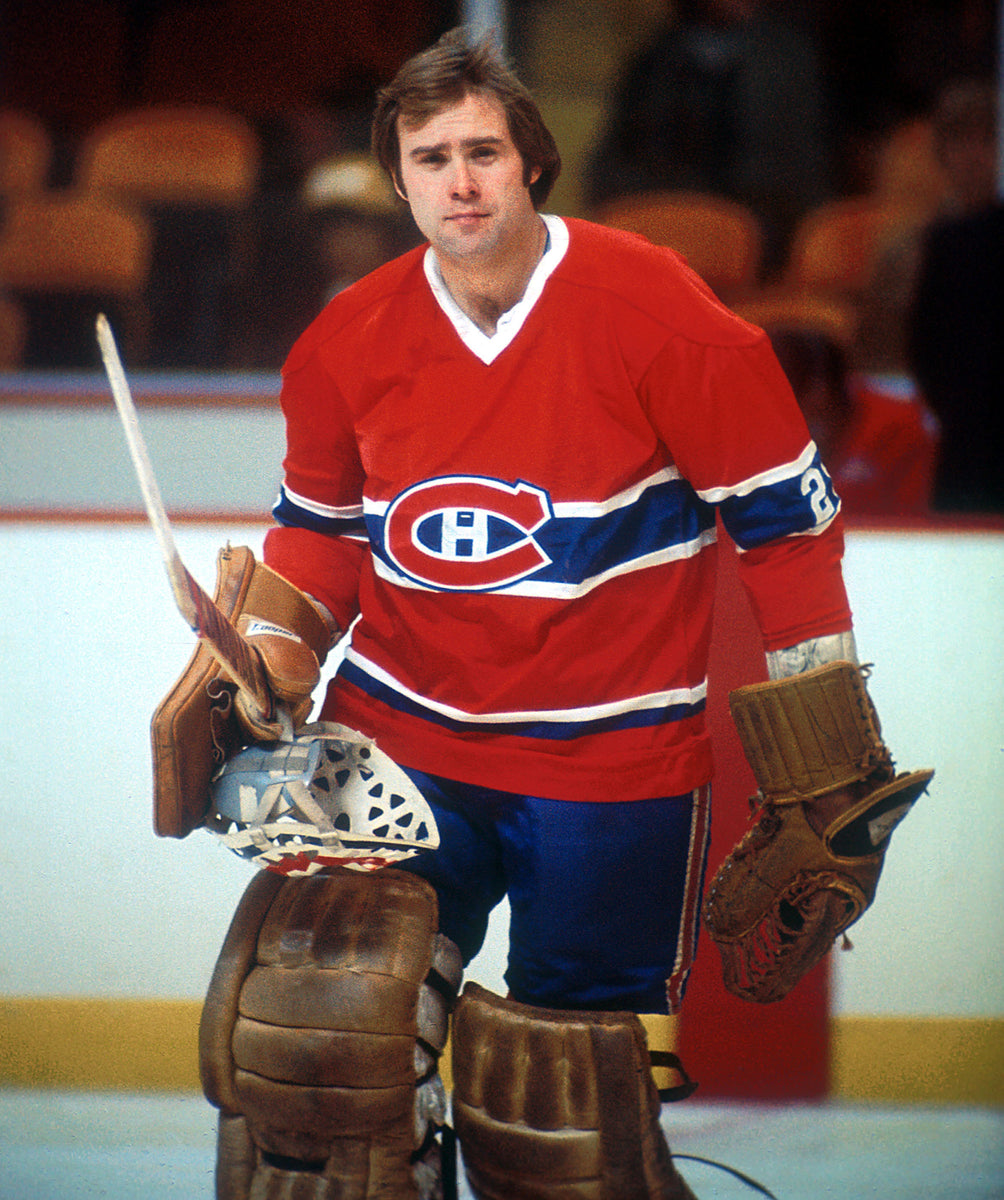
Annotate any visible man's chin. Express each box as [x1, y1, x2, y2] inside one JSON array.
[[436, 227, 496, 260]]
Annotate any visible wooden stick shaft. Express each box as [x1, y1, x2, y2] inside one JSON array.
[[96, 313, 273, 717]]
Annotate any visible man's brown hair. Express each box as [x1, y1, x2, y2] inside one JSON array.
[[371, 27, 561, 209]]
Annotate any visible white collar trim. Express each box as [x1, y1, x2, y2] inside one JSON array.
[[423, 214, 569, 365]]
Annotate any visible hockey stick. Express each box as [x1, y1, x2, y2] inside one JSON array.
[[96, 313, 275, 722]]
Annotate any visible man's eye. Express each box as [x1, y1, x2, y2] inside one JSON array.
[[420, 153, 446, 167]]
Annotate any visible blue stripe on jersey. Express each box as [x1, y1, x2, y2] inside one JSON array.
[[273, 485, 367, 538], [275, 449, 835, 579], [537, 478, 715, 582], [338, 657, 705, 740], [718, 449, 840, 549]]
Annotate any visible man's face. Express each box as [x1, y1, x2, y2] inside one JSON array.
[[395, 90, 541, 264]]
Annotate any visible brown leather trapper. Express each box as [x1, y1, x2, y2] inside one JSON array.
[[240, 560, 331, 666], [150, 546, 335, 838]]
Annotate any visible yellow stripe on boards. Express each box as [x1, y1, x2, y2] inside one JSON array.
[[0, 998, 203, 1092], [830, 1015, 1004, 1107], [3, 998, 1002, 1107]]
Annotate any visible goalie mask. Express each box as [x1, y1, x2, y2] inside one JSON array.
[[205, 722, 439, 875]]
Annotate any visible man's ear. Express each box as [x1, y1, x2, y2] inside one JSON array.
[[393, 173, 408, 202]]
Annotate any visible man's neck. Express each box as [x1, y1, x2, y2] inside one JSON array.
[[437, 215, 548, 336]]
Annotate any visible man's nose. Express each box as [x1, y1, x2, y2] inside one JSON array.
[[450, 159, 478, 198]]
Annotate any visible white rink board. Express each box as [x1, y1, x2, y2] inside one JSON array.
[[0, 521, 1000, 1018]]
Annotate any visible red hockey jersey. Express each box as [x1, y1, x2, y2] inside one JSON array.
[[265, 216, 851, 802], [832, 374, 940, 516]]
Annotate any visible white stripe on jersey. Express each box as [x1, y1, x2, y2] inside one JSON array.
[[695, 441, 818, 503], [342, 644, 707, 725], [278, 483, 364, 521], [370, 523, 717, 597], [362, 464, 683, 521]]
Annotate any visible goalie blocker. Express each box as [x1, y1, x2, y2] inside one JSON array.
[[151, 545, 332, 838], [704, 660, 933, 1004]]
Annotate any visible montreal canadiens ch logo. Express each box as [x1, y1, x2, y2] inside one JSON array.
[[384, 476, 553, 590]]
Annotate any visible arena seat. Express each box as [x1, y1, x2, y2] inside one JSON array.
[[590, 189, 764, 300], [781, 196, 931, 299], [0, 193, 152, 365], [75, 105, 259, 208], [0, 109, 52, 196], [75, 105, 261, 367]]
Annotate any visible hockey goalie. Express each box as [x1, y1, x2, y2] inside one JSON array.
[[130, 22, 934, 1200]]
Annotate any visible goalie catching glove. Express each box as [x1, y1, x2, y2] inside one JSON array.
[[703, 660, 933, 1004]]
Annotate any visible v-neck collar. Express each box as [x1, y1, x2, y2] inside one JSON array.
[[422, 214, 569, 365]]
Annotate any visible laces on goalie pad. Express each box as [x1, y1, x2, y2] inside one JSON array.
[[205, 721, 439, 875], [704, 661, 933, 1004]]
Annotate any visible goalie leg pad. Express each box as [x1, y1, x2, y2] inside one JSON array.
[[451, 983, 697, 1200], [199, 867, 462, 1199]]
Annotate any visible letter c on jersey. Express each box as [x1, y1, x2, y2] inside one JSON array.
[[385, 477, 553, 590]]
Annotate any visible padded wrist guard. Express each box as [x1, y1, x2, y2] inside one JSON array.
[[200, 867, 461, 1200], [704, 661, 933, 1003], [451, 984, 696, 1200], [150, 545, 330, 839]]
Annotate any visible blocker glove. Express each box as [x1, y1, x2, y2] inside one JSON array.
[[151, 546, 333, 838]]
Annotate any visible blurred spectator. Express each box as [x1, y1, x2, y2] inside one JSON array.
[[927, 78, 999, 218], [903, 81, 1003, 514], [907, 206, 1003, 514], [767, 322, 940, 517], [585, 0, 831, 275], [855, 79, 999, 381], [301, 153, 418, 303], [817, 0, 997, 193], [236, 106, 374, 368]]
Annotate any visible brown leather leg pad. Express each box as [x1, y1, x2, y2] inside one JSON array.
[[451, 983, 697, 1200], [199, 867, 451, 1199]]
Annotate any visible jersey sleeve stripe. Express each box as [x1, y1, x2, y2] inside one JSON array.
[[694, 441, 819, 502], [273, 483, 367, 537], [714, 446, 842, 550]]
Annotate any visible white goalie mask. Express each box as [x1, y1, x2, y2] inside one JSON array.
[[205, 721, 439, 876]]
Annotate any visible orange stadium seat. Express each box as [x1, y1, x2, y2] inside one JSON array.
[[781, 196, 931, 299], [590, 189, 764, 300], [731, 290, 859, 348], [0, 193, 152, 364], [75, 106, 261, 365], [0, 109, 52, 196], [75, 105, 259, 208]]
